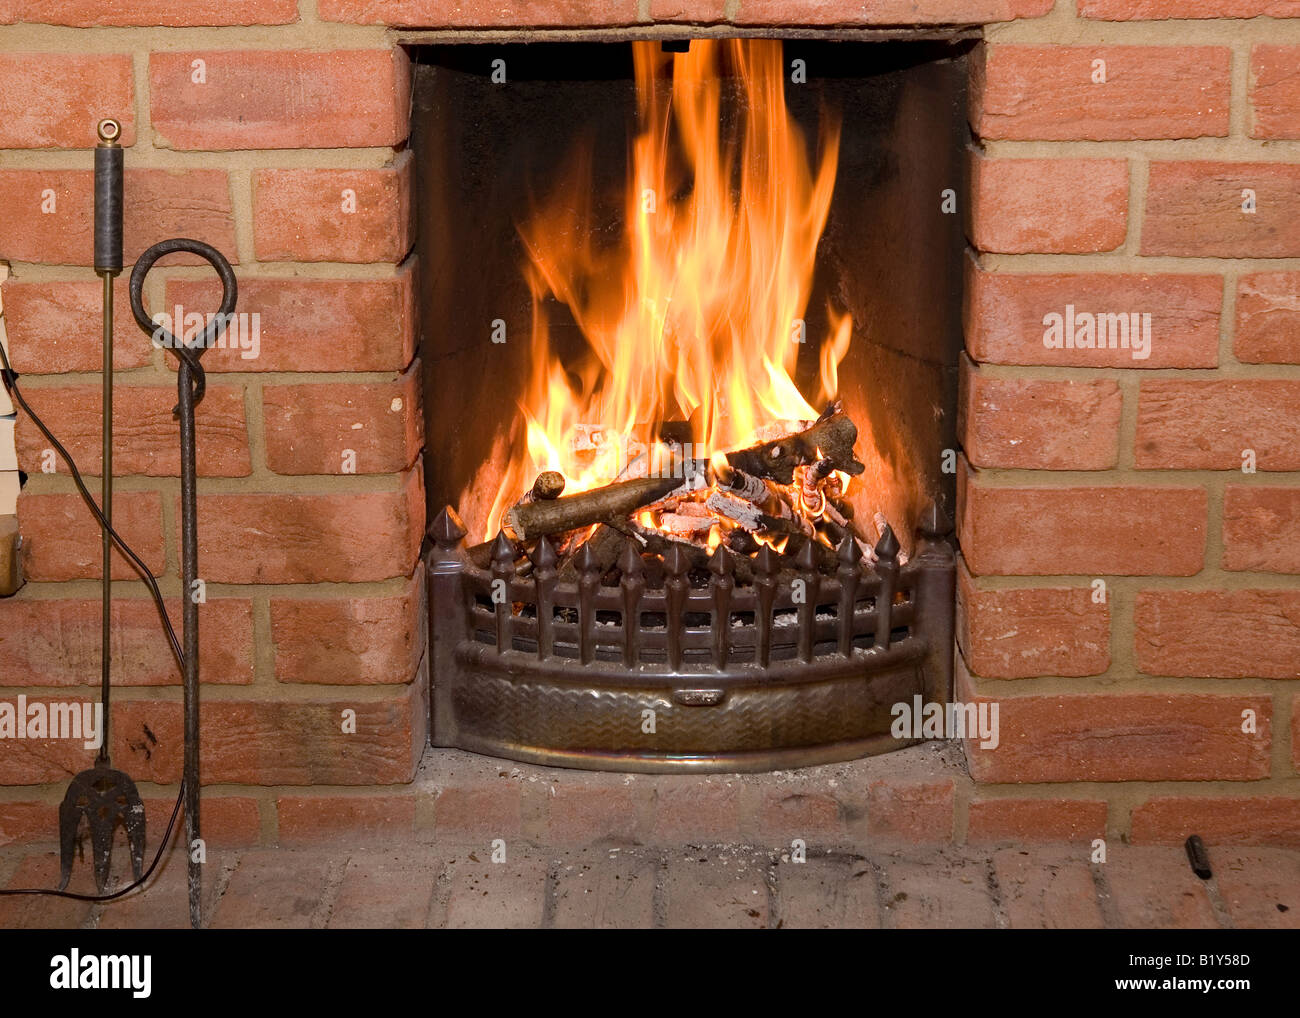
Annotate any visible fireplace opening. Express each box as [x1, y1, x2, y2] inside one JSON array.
[[413, 38, 969, 772]]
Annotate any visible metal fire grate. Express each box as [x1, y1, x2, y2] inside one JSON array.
[[425, 501, 955, 772]]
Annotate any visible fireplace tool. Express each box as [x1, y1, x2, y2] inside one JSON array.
[[49, 118, 237, 929]]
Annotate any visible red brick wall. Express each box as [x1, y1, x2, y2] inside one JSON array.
[[962, 4, 1300, 846], [0, 0, 1295, 849]]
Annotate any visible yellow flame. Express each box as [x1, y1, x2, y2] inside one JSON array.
[[484, 40, 851, 538]]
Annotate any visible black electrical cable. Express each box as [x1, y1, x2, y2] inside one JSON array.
[[0, 340, 187, 902]]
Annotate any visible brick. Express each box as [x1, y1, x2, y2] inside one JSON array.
[[263, 362, 422, 475], [1252, 45, 1300, 139], [164, 267, 416, 372], [189, 469, 423, 583], [1215, 850, 1300, 930], [150, 50, 409, 151], [0, 695, 98, 784], [106, 685, 426, 786], [1136, 590, 1300, 679], [210, 849, 333, 929], [431, 784, 523, 843], [94, 844, 223, 929], [968, 799, 1107, 843], [733, 0, 1054, 23], [960, 366, 1120, 470], [993, 849, 1104, 928], [546, 784, 645, 846], [253, 154, 412, 263], [0, 53, 134, 149], [969, 155, 1128, 254], [759, 788, 843, 840], [14, 383, 250, 476], [129, 794, 260, 850], [1080, 0, 1300, 16], [776, 857, 881, 929], [171, 795, 261, 847], [319, 0, 641, 25], [866, 779, 954, 842], [975, 45, 1229, 141], [271, 569, 424, 685], [1105, 846, 1218, 929], [1143, 162, 1300, 258], [17, 490, 163, 581], [1236, 272, 1300, 364], [0, 277, 154, 372], [0, 598, 254, 686], [1131, 797, 1300, 848], [649, 0, 727, 19], [1136, 380, 1300, 471], [0, 802, 55, 847], [327, 851, 437, 928], [965, 266, 1221, 369], [442, 852, 548, 929], [0, 169, 236, 267], [1223, 486, 1300, 573], [958, 665, 1271, 783], [958, 569, 1110, 678], [552, 851, 658, 929], [959, 471, 1206, 576], [8, 0, 298, 26], [277, 795, 415, 845], [880, 853, 997, 928], [651, 778, 743, 842], [0, 852, 94, 928], [663, 851, 770, 928]]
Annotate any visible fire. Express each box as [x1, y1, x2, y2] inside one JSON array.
[[484, 40, 851, 539]]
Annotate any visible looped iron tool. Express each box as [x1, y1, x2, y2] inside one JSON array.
[[55, 119, 236, 931]]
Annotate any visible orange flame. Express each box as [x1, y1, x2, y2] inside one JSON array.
[[484, 40, 851, 538]]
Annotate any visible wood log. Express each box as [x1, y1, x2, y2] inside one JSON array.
[[705, 492, 812, 538], [624, 522, 759, 585], [558, 523, 625, 583], [724, 411, 864, 485], [660, 513, 712, 537], [506, 474, 683, 541]]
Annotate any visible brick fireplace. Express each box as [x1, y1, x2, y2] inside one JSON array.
[[1, 0, 1298, 856]]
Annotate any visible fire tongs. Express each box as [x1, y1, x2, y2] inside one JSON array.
[[57, 120, 236, 932]]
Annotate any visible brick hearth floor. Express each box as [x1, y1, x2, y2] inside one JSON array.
[[1, 744, 1297, 928], [2, 841, 1298, 929]]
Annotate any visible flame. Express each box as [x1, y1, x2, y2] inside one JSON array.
[[484, 40, 851, 538]]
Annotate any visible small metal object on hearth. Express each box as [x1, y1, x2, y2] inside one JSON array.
[[1185, 834, 1213, 880]]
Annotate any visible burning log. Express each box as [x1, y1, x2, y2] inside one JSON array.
[[507, 474, 683, 541], [487, 403, 877, 585], [626, 522, 710, 572], [704, 491, 812, 538], [557, 523, 625, 583], [660, 513, 712, 538], [625, 522, 761, 585], [724, 408, 864, 485]]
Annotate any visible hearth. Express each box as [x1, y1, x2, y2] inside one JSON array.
[[415, 37, 967, 771]]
